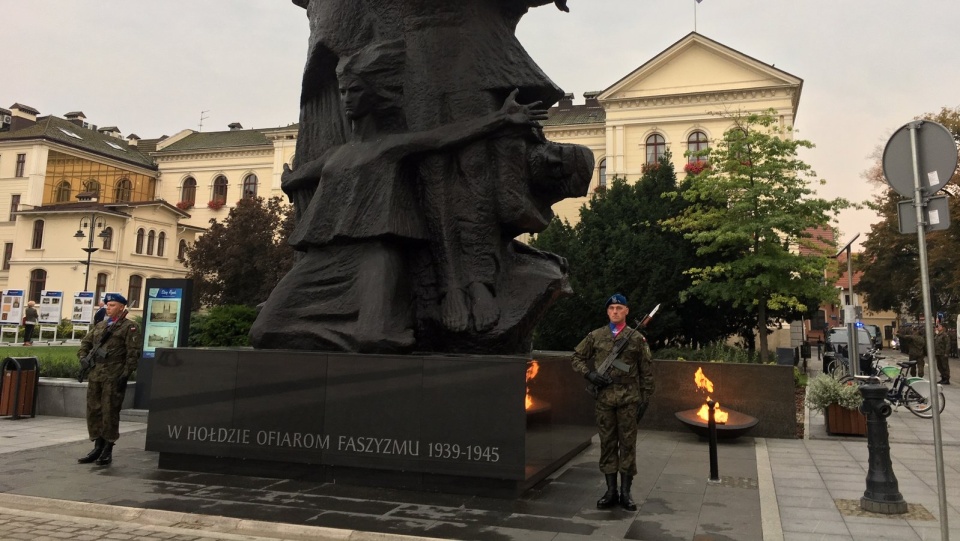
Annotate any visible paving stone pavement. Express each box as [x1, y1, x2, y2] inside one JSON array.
[[0, 350, 959, 540]]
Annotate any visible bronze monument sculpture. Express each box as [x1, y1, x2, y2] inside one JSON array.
[[250, 0, 593, 353]]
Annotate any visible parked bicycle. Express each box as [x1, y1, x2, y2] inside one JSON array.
[[840, 358, 945, 419]]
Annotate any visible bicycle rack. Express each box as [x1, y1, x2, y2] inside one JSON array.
[[0, 356, 40, 420]]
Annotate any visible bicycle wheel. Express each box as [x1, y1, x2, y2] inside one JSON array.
[[904, 380, 946, 418]]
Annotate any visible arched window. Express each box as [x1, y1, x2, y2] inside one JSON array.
[[95, 272, 108, 301], [178, 239, 188, 261], [55, 180, 72, 202], [157, 232, 166, 257], [115, 178, 132, 202], [101, 227, 113, 250], [146, 230, 156, 255], [181, 177, 197, 205], [687, 131, 709, 164], [598, 158, 607, 189], [212, 176, 228, 204], [84, 179, 101, 197], [135, 228, 145, 254], [645, 134, 666, 164], [242, 174, 258, 199], [127, 275, 143, 309], [29, 269, 47, 303], [31, 220, 44, 249]]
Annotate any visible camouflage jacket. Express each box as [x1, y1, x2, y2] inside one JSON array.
[[935, 330, 950, 356], [77, 315, 142, 383], [571, 326, 655, 402], [903, 333, 926, 358]]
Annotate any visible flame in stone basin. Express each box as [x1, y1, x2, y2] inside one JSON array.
[[694, 367, 729, 424], [525, 360, 539, 410]]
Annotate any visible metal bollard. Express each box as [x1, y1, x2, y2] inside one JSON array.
[[859, 384, 907, 514], [707, 399, 719, 482]]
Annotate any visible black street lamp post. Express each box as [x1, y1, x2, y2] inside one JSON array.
[[74, 213, 109, 293]]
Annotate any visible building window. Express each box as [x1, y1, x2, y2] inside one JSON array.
[[687, 131, 709, 164], [242, 174, 258, 199], [645, 134, 666, 164], [15, 154, 26, 177], [598, 158, 607, 189], [55, 180, 72, 202], [95, 272, 108, 301], [127, 275, 143, 309], [9, 194, 19, 222], [2, 243, 12, 271], [157, 232, 166, 257], [28, 269, 46, 303], [31, 220, 44, 249], [146, 230, 155, 255], [115, 178, 132, 202], [84, 179, 101, 197], [101, 227, 113, 250], [178, 239, 188, 261], [135, 228, 145, 254], [181, 177, 197, 205], [212, 175, 228, 204]]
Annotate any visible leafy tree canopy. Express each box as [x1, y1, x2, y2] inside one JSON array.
[[184, 196, 296, 307], [662, 109, 851, 361], [859, 106, 960, 318]]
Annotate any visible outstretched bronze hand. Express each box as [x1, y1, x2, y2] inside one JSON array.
[[499, 89, 549, 126], [554, 0, 569, 12]]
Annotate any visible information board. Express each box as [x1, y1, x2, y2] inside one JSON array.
[[143, 287, 185, 359], [71, 292, 95, 323], [39, 290, 63, 324], [1, 289, 25, 326]]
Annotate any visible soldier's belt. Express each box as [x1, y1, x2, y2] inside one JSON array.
[[610, 376, 636, 384]]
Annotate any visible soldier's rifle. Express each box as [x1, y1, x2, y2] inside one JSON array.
[[77, 311, 127, 383], [586, 303, 660, 398]]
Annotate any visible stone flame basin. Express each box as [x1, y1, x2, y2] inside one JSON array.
[[675, 407, 759, 439]]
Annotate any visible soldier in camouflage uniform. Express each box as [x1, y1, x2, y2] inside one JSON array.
[[935, 322, 950, 385], [899, 326, 925, 377], [571, 293, 655, 511], [77, 293, 142, 466]]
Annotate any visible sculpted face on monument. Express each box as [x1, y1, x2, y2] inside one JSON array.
[[249, 0, 593, 354]]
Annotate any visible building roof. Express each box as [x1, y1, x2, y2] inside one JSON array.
[[542, 104, 606, 127], [0, 115, 156, 170], [10, 103, 40, 115], [156, 129, 271, 152]]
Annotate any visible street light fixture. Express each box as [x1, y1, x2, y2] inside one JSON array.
[[74, 213, 110, 292]]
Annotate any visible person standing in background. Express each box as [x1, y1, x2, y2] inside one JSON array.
[[22, 300, 38, 346]]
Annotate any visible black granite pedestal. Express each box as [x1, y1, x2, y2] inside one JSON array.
[[144, 348, 594, 497]]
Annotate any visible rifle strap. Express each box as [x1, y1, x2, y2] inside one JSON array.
[[599, 327, 636, 374], [89, 311, 127, 354]]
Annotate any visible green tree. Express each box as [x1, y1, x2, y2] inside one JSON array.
[[859, 106, 960, 318], [663, 110, 850, 362], [185, 196, 296, 307], [532, 153, 741, 350]]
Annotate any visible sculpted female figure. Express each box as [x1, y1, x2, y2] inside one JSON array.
[[250, 40, 548, 352]]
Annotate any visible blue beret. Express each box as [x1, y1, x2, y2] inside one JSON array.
[[103, 293, 128, 305], [606, 293, 628, 307]]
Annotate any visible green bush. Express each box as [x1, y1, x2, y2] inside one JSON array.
[[656, 342, 772, 364], [56, 318, 87, 339], [805, 372, 862, 413], [0, 346, 81, 378], [188, 305, 257, 347]]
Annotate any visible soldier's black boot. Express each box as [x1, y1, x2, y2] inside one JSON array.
[[78, 437, 105, 464], [596, 473, 619, 509], [95, 442, 114, 466], [620, 474, 637, 511]]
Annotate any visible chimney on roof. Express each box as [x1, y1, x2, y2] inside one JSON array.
[[98, 126, 122, 139], [9, 103, 39, 130], [126, 133, 141, 147], [64, 111, 87, 127], [557, 93, 574, 110], [583, 91, 601, 108], [228, 122, 243, 131]]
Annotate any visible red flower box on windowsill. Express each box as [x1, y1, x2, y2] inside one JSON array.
[[176, 201, 194, 210], [684, 161, 709, 175], [207, 200, 225, 210]]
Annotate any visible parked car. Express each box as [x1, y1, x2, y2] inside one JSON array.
[[823, 326, 874, 374], [863, 324, 883, 350]]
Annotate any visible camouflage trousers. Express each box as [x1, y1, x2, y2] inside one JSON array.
[[937, 355, 950, 381], [594, 383, 640, 476], [86, 379, 126, 443], [908, 356, 925, 378]]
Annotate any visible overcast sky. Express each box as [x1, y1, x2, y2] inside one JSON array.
[[6, 0, 960, 247]]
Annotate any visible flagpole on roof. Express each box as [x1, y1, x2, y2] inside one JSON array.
[[694, 0, 698, 32]]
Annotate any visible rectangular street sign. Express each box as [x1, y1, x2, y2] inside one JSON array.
[[898, 196, 951, 234]]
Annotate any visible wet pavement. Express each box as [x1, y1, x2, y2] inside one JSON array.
[[0, 350, 959, 540]]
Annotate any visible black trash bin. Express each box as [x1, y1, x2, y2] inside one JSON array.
[[775, 347, 794, 366], [0, 357, 40, 419]]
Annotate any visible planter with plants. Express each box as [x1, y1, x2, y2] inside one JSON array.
[[805, 372, 866, 436]]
